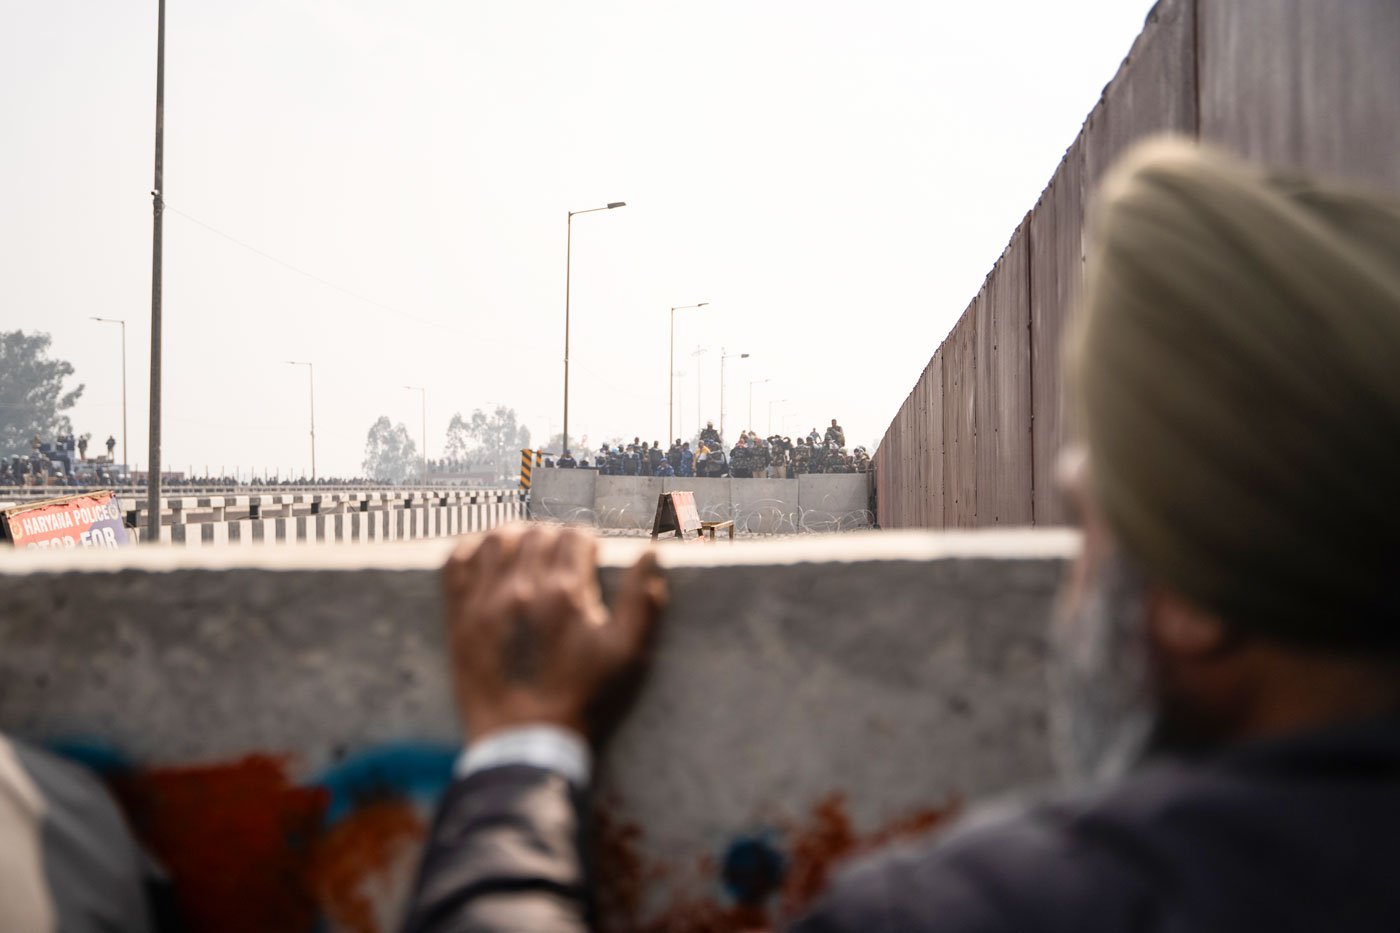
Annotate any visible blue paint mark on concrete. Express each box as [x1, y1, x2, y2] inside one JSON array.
[[45, 738, 135, 777], [722, 832, 786, 905], [310, 741, 458, 825]]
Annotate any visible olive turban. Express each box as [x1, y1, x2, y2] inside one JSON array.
[[1072, 139, 1400, 654]]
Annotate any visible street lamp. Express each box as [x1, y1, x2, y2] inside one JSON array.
[[286, 361, 315, 481], [563, 200, 626, 455], [719, 348, 749, 436], [768, 398, 788, 435], [748, 378, 770, 432], [404, 385, 427, 485], [668, 302, 708, 441], [90, 317, 127, 468]]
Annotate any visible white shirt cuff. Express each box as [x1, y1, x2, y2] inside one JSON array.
[[455, 725, 592, 788]]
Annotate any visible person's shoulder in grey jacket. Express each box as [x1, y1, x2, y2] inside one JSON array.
[[0, 733, 156, 933]]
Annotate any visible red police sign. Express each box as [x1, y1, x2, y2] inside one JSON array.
[[1, 491, 133, 550]]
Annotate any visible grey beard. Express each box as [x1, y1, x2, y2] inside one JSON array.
[[1047, 554, 1157, 784]]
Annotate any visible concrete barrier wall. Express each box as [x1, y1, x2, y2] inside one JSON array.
[[529, 468, 597, 523], [797, 474, 872, 531], [594, 475, 664, 530], [532, 470, 873, 533], [0, 530, 1074, 931], [876, 0, 1400, 528], [731, 477, 799, 534]]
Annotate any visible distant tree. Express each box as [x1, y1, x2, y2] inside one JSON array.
[[362, 416, 419, 483], [0, 331, 85, 455], [443, 414, 473, 466], [444, 406, 531, 480]]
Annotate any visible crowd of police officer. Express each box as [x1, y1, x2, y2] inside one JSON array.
[[547, 418, 869, 479], [1, 432, 123, 487]]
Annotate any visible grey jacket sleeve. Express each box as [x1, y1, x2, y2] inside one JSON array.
[[402, 765, 590, 933], [3, 736, 157, 933]]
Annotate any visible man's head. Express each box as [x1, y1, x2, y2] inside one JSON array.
[[1051, 139, 1400, 780], [562, 449, 571, 457], [831, 419, 838, 427]]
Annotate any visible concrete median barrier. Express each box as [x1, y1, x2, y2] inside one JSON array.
[[530, 468, 597, 523], [731, 477, 801, 533], [594, 475, 664, 530], [799, 473, 872, 530], [0, 530, 1072, 930]]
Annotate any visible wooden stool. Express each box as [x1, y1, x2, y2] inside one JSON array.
[[700, 520, 735, 541]]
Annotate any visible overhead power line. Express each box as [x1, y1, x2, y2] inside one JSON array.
[[165, 204, 464, 333]]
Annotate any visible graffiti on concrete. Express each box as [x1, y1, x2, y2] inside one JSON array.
[[47, 740, 954, 932], [50, 739, 457, 933]]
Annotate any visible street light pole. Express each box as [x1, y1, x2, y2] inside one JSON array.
[[719, 348, 749, 436], [405, 386, 426, 485], [91, 317, 127, 468], [768, 398, 788, 435], [748, 378, 770, 431], [145, 0, 165, 543], [287, 361, 315, 481], [668, 302, 707, 441], [563, 201, 625, 456]]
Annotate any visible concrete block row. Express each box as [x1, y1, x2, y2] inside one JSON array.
[[530, 471, 872, 533]]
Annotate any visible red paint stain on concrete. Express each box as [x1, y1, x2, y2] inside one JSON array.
[[309, 798, 425, 933], [779, 793, 956, 918], [595, 807, 664, 927], [596, 793, 958, 932], [113, 755, 329, 933]]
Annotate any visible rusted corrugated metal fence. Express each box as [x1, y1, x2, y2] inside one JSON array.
[[876, 0, 1400, 528]]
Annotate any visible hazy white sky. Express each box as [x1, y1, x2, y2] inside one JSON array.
[[2, 0, 1155, 478]]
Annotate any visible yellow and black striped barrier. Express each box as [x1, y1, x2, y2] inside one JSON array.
[[519, 449, 544, 491]]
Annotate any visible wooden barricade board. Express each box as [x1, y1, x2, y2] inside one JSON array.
[[651, 491, 703, 539]]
